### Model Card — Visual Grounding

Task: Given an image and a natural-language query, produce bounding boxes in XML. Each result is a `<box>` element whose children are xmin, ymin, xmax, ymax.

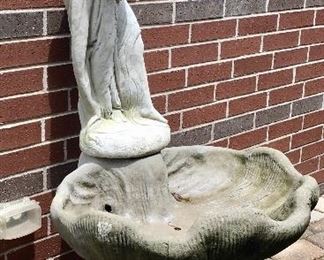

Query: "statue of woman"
<box><xmin>65</xmin><ymin>0</ymin><xmax>170</xmax><ymax>158</ymax></box>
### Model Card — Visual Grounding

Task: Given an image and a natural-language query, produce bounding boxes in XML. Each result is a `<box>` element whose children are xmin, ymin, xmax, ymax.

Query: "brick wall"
<box><xmin>0</xmin><ymin>0</ymin><xmax>324</xmax><ymax>259</ymax></box>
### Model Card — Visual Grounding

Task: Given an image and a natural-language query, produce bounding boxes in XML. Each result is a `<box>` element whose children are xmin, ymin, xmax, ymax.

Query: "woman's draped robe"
<box><xmin>65</xmin><ymin>0</ymin><xmax>170</xmax><ymax>158</ymax></box>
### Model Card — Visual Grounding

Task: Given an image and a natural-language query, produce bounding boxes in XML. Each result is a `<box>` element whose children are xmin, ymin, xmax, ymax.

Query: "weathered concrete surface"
<box><xmin>51</xmin><ymin>146</ymin><xmax>319</xmax><ymax>260</ymax></box>
<box><xmin>64</xmin><ymin>0</ymin><xmax>170</xmax><ymax>159</ymax></box>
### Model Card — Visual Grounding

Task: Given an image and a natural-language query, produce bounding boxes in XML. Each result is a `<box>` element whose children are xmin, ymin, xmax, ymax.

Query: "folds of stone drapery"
<box><xmin>65</xmin><ymin>0</ymin><xmax>166</xmax><ymax>128</ymax></box>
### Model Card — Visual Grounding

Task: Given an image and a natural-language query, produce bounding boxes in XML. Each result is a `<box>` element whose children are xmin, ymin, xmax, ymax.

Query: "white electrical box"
<box><xmin>0</xmin><ymin>197</ymin><xmax>41</xmax><ymax>240</ymax></box>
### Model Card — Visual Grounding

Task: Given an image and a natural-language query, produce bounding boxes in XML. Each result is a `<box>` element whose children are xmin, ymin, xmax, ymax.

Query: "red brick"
<box><xmin>0</xmin><ymin>38</ymin><xmax>70</xmax><ymax>70</ymax></box>
<box><xmin>7</xmin><ymin>235</ymin><xmax>70</xmax><ymax>260</ymax></box>
<box><xmin>0</xmin><ymin>142</ymin><xmax>64</xmax><ymax>177</ymax></box>
<box><xmin>209</xmin><ymin>139</ymin><xmax>229</xmax><ymax>148</ymax></box>
<box><xmin>229</xmin><ymin>128</ymin><xmax>267</xmax><ymax>149</ymax></box>
<box><xmin>67</xmin><ymin>137</ymin><xmax>80</xmax><ymax>160</ymax></box>
<box><xmin>263</xmin><ymin>31</ymin><xmax>299</xmax><ymax>51</ymax></box>
<box><xmin>296</xmin><ymin>61</ymin><xmax>324</xmax><ymax>82</ymax></box>
<box><xmin>304</xmin><ymin>77</ymin><xmax>324</xmax><ymax>96</ymax></box>
<box><xmin>165</xmin><ymin>113</ymin><xmax>180</xmax><ymax>132</ymax></box>
<box><xmin>152</xmin><ymin>95</ymin><xmax>166</xmax><ymax>114</ymax></box>
<box><xmin>304</xmin><ymin>110</ymin><xmax>324</xmax><ymax>128</ymax></box>
<box><xmin>142</xmin><ymin>25</ymin><xmax>189</xmax><ymax>49</ymax></box>
<box><xmin>216</xmin><ymin>77</ymin><xmax>256</xmax><ymax>100</ymax></box>
<box><xmin>291</xmin><ymin>126</ymin><xmax>323</xmax><ymax>148</ymax></box>
<box><xmin>279</xmin><ymin>10</ymin><xmax>314</xmax><ymax>30</ymax></box>
<box><xmin>316</xmin><ymin>9</ymin><xmax>324</xmax><ymax>25</ymax></box>
<box><xmin>172</xmin><ymin>43</ymin><xmax>218</xmax><ymax>67</ymax></box>
<box><xmin>45</xmin><ymin>113</ymin><xmax>80</xmax><ymax>140</ymax></box>
<box><xmin>148</xmin><ymin>70</ymin><xmax>185</xmax><ymax>94</ymax></box>
<box><xmin>47</xmin><ymin>64</ymin><xmax>76</xmax><ymax>90</ymax></box>
<box><xmin>229</xmin><ymin>93</ymin><xmax>267</xmax><ymax>116</ymax></box>
<box><xmin>311</xmin><ymin>169</ymin><xmax>324</xmax><ymax>184</ymax></box>
<box><xmin>70</xmin><ymin>88</ymin><xmax>78</xmax><ymax>110</ymax></box>
<box><xmin>286</xmin><ymin>149</ymin><xmax>301</xmax><ymax>164</ymax></box>
<box><xmin>321</xmin><ymin>155</ymin><xmax>324</xmax><ymax>169</ymax></box>
<box><xmin>295</xmin><ymin>157</ymin><xmax>319</xmax><ymax>175</ymax></box>
<box><xmin>144</xmin><ymin>50</ymin><xmax>169</xmax><ymax>73</ymax></box>
<box><xmin>309</xmin><ymin>44</ymin><xmax>324</xmax><ymax>61</ymax></box>
<box><xmin>274</xmin><ymin>48</ymin><xmax>308</xmax><ymax>68</ymax></box>
<box><xmin>0</xmin><ymin>69</ymin><xmax>43</xmax><ymax>97</ymax></box>
<box><xmin>258</xmin><ymin>69</ymin><xmax>293</xmax><ymax>90</ymax></box>
<box><xmin>0</xmin><ymin>217</ymin><xmax>48</xmax><ymax>254</ymax></box>
<box><xmin>0</xmin><ymin>122</ymin><xmax>41</xmax><ymax>152</ymax></box>
<box><xmin>0</xmin><ymin>0</ymin><xmax>63</xmax><ymax>9</ymax></box>
<box><xmin>168</xmin><ymin>85</ymin><xmax>214</xmax><ymax>111</ymax></box>
<box><xmin>302</xmin><ymin>140</ymin><xmax>324</xmax><ymax>161</ymax></box>
<box><xmin>238</xmin><ymin>15</ymin><xmax>278</xmax><ymax>36</ymax></box>
<box><xmin>301</xmin><ymin>27</ymin><xmax>324</xmax><ymax>45</ymax></box>
<box><xmin>0</xmin><ymin>91</ymin><xmax>68</xmax><ymax>124</ymax></box>
<box><xmin>188</xmin><ymin>62</ymin><xmax>232</xmax><ymax>86</ymax></box>
<box><xmin>221</xmin><ymin>36</ymin><xmax>261</xmax><ymax>59</ymax></box>
<box><xmin>265</xmin><ymin>137</ymin><xmax>291</xmax><ymax>153</ymax></box>
<box><xmin>182</xmin><ymin>102</ymin><xmax>226</xmax><ymax>128</ymax></box>
<box><xmin>50</xmin><ymin>219</ymin><xmax>57</xmax><ymax>235</ymax></box>
<box><xmin>269</xmin><ymin>117</ymin><xmax>303</xmax><ymax>140</ymax></box>
<box><xmin>234</xmin><ymin>54</ymin><xmax>272</xmax><ymax>76</ymax></box>
<box><xmin>32</xmin><ymin>191</ymin><xmax>56</xmax><ymax>215</ymax></box>
<box><xmin>191</xmin><ymin>19</ymin><xmax>236</xmax><ymax>42</ymax></box>
<box><xmin>269</xmin><ymin>83</ymin><xmax>303</xmax><ymax>105</ymax></box>
<box><xmin>47</xmin><ymin>161</ymin><xmax>77</xmax><ymax>189</ymax></box>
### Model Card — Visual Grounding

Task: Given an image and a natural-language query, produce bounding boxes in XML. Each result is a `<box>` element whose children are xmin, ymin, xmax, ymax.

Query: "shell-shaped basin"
<box><xmin>51</xmin><ymin>146</ymin><xmax>319</xmax><ymax>260</ymax></box>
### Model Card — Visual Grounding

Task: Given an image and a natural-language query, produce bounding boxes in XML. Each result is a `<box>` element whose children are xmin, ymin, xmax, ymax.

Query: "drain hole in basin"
<box><xmin>174</xmin><ymin>227</ymin><xmax>181</xmax><ymax>231</ymax></box>
<box><xmin>104</xmin><ymin>204</ymin><xmax>112</xmax><ymax>213</ymax></box>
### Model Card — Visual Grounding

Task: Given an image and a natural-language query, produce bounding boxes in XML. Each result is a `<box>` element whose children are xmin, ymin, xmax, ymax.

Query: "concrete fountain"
<box><xmin>51</xmin><ymin>0</ymin><xmax>320</xmax><ymax>259</ymax></box>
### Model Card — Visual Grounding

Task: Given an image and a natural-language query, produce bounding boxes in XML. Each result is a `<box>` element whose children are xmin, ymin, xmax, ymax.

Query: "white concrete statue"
<box><xmin>51</xmin><ymin>0</ymin><xmax>320</xmax><ymax>259</ymax></box>
<box><xmin>66</xmin><ymin>0</ymin><xmax>170</xmax><ymax>158</ymax></box>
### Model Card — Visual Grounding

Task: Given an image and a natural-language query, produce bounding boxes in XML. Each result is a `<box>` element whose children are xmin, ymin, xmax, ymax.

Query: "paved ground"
<box><xmin>268</xmin><ymin>195</ymin><xmax>324</xmax><ymax>260</ymax></box>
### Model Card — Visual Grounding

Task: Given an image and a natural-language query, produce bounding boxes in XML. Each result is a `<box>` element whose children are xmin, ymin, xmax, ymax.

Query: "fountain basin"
<box><xmin>51</xmin><ymin>146</ymin><xmax>319</xmax><ymax>260</ymax></box>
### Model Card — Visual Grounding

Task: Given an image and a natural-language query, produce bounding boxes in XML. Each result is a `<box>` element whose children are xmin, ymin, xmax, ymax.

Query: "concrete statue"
<box><xmin>65</xmin><ymin>0</ymin><xmax>170</xmax><ymax>158</ymax></box>
<box><xmin>51</xmin><ymin>0</ymin><xmax>320</xmax><ymax>259</ymax></box>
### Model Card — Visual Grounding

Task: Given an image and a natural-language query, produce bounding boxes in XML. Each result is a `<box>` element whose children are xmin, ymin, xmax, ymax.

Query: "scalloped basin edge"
<box><xmin>51</xmin><ymin>146</ymin><xmax>319</xmax><ymax>260</ymax></box>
